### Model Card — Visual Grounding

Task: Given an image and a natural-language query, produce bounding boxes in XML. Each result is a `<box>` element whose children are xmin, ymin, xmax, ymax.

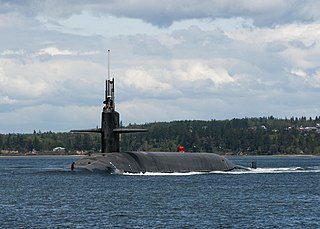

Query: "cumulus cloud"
<box><xmin>123</xmin><ymin>68</ymin><xmax>172</xmax><ymax>93</ymax></box>
<box><xmin>171</xmin><ymin>60</ymin><xmax>234</xmax><ymax>85</ymax></box>
<box><xmin>1</xmin><ymin>49</ymin><xmax>25</xmax><ymax>56</ymax></box>
<box><xmin>36</xmin><ymin>47</ymin><xmax>75</xmax><ymax>56</ymax></box>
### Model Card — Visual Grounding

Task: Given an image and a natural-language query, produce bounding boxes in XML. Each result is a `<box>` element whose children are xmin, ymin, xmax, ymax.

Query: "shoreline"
<box><xmin>0</xmin><ymin>154</ymin><xmax>84</xmax><ymax>158</ymax></box>
<box><xmin>1</xmin><ymin>153</ymin><xmax>319</xmax><ymax>158</ymax></box>
<box><xmin>228</xmin><ymin>154</ymin><xmax>320</xmax><ymax>157</ymax></box>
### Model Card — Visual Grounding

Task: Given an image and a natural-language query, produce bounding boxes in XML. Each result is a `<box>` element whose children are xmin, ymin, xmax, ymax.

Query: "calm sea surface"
<box><xmin>0</xmin><ymin>155</ymin><xmax>319</xmax><ymax>228</ymax></box>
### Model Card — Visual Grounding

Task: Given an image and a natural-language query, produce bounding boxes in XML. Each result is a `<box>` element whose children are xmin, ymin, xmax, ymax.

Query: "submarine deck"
<box><xmin>73</xmin><ymin>151</ymin><xmax>235</xmax><ymax>173</ymax></box>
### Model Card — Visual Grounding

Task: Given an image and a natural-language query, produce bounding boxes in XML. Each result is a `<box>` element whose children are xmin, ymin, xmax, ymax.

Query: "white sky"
<box><xmin>1</xmin><ymin>0</ymin><xmax>320</xmax><ymax>133</ymax></box>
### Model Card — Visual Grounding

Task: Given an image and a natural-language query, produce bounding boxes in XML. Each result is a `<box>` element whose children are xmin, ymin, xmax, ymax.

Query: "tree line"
<box><xmin>1</xmin><ymin>116</ymin><xmax>320</xmax><ymax>155</ymax></box>
<box><xmin>0</xmin><ymin>131</ymin><xmax>100</xmax><ymax>154</ymax></box>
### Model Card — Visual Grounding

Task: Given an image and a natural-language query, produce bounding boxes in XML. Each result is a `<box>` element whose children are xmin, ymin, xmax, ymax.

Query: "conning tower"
<box><xmin>101</xmin><ymin>78</ymin><xmax>120</xmax><ymax>153</ymax></box>
<box><xmin>71</xmin><ymin>52</ymin><xmax>146</xmax><ymax>153</ymax></box>
<box><xmin>101</xmin><ymin>78</ymin><xmax>147</xmax><ymax>153</ymax></box>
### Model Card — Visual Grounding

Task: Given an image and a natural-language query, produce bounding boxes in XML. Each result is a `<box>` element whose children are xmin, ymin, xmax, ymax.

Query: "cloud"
<box><xmin>0</xmin><ymin>95</ymin><xmax>16</xmax><ymax>105</ymax></box>
<box><xmin>0</xmin><ymin>104</ymin><xmax>101</xmax><ymax>133</ymax></box>
<box><xmin>0</xmin><ymin>49</ymin><xmax>106</xmax><ymax>110</ymax></box>
<box><xmin>2</xmin><ymin>0</ymin><xmax>320</xmax><ymax>28</ymax></box>
<box><xmin>227</xmin><ymin>23</ymin><xmax>320</xmax><ymax>47</ymax></box>
<box><xmin>123</xmin><ymin>68</ymin><xmax>172</xmax><ymax>93</ymax></box>
<box><xmin>120</xmin><ymin>60</ymin><xmax>234</xmax><ymax>97</ymax></box>
<box><xmin>0</xmin><ymin>12</ymin><xmax>29</xmax><ymax>28</ymax></box>
<box><xmin>1</xmin><ymin>49</ymin><xmax>25</xmax><ymax>56</ymax></box>
<box><xmin>36</xmin><ymin>47</ymin><xmax>75</xmax><ymax>56</ymax></box>
<box><xmin>290</xmin><ymin>69</ymin><xmax>307</xmax><ymax>79</ymax></box>
<box><xmin>171</xmin><ymin>60</ymin><xmax>234</xmax><ymax>85</ymax></box>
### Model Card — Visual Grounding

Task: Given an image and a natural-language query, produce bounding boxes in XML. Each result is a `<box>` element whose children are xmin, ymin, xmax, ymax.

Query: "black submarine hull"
<box><xmin>74</xmin><ymin>151</ymin><xmax>235</xmax><ymax>173</ymax></box>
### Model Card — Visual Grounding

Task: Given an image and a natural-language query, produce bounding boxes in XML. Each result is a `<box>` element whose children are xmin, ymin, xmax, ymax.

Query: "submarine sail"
<box><xmin>71</xmin><ymin>53</ymin><xmax>235</xmax><ymax>173</ymax></box>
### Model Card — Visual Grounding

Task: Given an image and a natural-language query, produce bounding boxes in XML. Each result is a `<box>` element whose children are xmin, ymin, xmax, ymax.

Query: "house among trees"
<box><xmin>52</xmin><ymin>147</ymin><xmax>65</xmax><ymax>152</ymax></box>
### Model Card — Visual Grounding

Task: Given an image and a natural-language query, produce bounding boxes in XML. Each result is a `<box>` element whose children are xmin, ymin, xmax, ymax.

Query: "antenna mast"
<box><xmin>108</xmin><ymin>49</ymin><xmax>110</xmax><ymax>81</ymax></box>
<box><xmin>104</xmin><ymin>50</ymin><xmax>115</xmax><ymax>111</ymax></box>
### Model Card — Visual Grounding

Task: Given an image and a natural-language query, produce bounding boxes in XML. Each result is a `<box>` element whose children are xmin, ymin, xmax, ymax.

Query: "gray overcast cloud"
<box><xmin>0</xmin><ymin>0</ymin><xmax>320</xmax><ymax>133</ymax></box>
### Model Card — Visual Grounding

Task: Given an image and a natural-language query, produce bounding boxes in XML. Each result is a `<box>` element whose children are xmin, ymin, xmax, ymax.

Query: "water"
<box><xmin>0</xmin><ymin>155</ymin><xmax>319</xmax><ymax>228</ymax></box>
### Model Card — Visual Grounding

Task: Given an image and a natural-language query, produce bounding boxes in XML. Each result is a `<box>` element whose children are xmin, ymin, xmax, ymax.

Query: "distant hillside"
<box><xmin>121</xmin><ymin>116</ymin><xmax>320</xmax><ymax>155</ymax></box>
<box><xmin>1</xmin><ymin>116</ymin><xmax>320</xmax><ymax>155</ymax></box>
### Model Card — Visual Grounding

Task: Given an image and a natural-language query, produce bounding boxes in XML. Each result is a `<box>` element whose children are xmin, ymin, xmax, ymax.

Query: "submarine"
<box><xmin>71</xmin><ymin>55</ymin><xmax>236</xmax><ymax>174</ymax></box>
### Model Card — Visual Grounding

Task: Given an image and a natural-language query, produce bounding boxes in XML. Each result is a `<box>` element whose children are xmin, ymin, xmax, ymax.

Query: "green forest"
<box><xmin>1</xmin><ymin>116</ymin><xmax>320</xmax><ymax>155</ymax></box>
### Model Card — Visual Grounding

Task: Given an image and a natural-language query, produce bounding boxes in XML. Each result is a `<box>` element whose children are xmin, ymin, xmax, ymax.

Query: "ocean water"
<box><xmin>0</xmin><ymin>155</ymin><xmax>319</xmax><ymax>228</ymax></box>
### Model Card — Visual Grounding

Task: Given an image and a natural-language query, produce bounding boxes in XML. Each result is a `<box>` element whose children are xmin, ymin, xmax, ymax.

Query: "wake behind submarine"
<box><xmin>71</xmin><ymin>61</ymin><xmax>236</xmax><ymax>174</ymax></box>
